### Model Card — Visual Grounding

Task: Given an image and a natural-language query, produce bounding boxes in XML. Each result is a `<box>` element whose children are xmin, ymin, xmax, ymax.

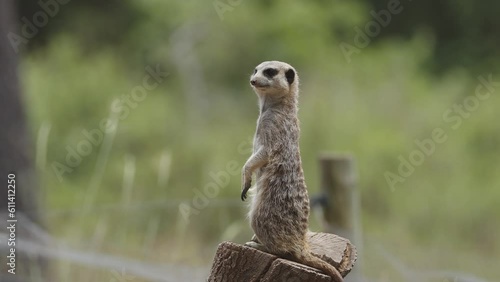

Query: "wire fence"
<box><xmin>0</xmin><ymin>208</ymin><xmax>491</xmax><ymax>282</ymax></box>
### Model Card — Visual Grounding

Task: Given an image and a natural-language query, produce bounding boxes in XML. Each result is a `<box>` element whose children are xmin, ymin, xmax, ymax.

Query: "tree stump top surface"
<box><xmin>208</xmin><ymin>232</ymin><xmax>357</xmax><ymax>282</ymax></box>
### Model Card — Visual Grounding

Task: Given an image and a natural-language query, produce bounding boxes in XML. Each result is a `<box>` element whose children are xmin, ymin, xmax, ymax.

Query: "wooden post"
<box><xmin>318</xmin><ymin>154</ymin><xmax>356</xmax><ymax>236</ymax></box>
<box><xmin>318</xmin><ymin>154</ymin><xmax>362</xmax><ymax>277</ymax></box>
<box><xmin>208</xmin><ymin>232</ymin><xmax>356</xmax><ymax>282</ymax></box>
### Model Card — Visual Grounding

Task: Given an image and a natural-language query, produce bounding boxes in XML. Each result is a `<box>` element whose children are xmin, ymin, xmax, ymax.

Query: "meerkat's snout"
<box><xmin>249</xmin><ymin>77</ymin><xmax>269</xmax><ymax>88</ymax></box>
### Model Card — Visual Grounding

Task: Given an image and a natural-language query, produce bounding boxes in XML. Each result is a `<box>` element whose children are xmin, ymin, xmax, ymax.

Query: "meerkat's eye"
<box><xmin>253</xmin><ymin>69</ymin><xmax>257</xmax><ymax>74</ymax></box>
<box><xmin>263</xmin><ymin>68</ymin><xmax>278</xmax><ymax>78</ymax></box>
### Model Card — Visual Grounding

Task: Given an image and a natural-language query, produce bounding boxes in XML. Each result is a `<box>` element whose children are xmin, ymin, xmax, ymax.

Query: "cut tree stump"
<box><xmin>208</xmin><ymin>232</ymin><xmax>356</xmax><ymax>282</ymax></box>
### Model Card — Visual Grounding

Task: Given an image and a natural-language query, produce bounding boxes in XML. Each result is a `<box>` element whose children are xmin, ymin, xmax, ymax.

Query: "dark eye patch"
<box><xmin>285</xmin><ymin>69</ymin><xmax>295</xmax><ymax>84</ymax></box>
<box><xmin>253</xmin><ymin>69</ymin><xmax>257</xmax><ymax>74</ymax></box>
<box><xmin>263</xmin><ymin>68</ymin><xmax>278</xmax><ymax>78</ymax></box>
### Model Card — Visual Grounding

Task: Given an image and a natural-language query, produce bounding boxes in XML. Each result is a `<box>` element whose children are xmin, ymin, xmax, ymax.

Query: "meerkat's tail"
<box><xmin>292</xmin><ymin>251</ymin><xmax>343</xmax><ymax>282</ymax></box>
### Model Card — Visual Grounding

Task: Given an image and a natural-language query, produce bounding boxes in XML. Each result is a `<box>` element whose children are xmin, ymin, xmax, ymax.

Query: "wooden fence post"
<box><xmin>318</xmin><ymin>153</ymin><xmax>362</xmax><ymax>277</ymax></box>
<box><xmin>318</xmin><ymin>154</ymin><xmax>356</xmax><ymax>235</ymax></box>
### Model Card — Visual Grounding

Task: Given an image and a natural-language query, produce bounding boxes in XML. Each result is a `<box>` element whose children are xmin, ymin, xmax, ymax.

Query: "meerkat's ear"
<box><xmin>285</xmin><ymin>69</ymin><xmax>295</xmax><ymax>84</ymax></box>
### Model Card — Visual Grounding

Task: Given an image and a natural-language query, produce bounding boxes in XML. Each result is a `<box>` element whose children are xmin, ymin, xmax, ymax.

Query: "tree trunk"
<box><xmin>0</xmin><ymin>1</ymin><xmax>48</xmax><ymax>280</ymax></box>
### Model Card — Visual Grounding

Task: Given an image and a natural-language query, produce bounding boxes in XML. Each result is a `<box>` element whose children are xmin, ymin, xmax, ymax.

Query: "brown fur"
<box><xmin>241</xmin><ymin>61</ymin><xmax>343</xmax><ymax>282</ymax></box>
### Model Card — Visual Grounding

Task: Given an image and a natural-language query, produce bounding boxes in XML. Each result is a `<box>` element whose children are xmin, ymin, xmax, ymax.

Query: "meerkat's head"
<box><xmin>250</xmin><ymin>61</ymin><xmax>298</xmax><ymax>99</ymax></box>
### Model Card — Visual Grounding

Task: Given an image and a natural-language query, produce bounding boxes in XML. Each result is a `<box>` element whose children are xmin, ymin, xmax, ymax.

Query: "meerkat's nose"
<box><xmin>250</xmin><ymin>80</ymin><xmax>257</xmax><ymax>86</ymax></box>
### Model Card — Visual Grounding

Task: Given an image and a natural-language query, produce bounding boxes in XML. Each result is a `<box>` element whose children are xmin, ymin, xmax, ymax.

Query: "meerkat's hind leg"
<box><xmin>244</xmin><ymin>241</ymin><xmax>268</xmax><ymax>252</ymax></box>
<box><xmin>250</xmin><ymin>234</ymin><xmax>260</xmax><ymax>243</ymax></box>
<box><xmin>244</xmin><ymin>235</ymin><xmax>268</xmax><ymax>252</ymax></box>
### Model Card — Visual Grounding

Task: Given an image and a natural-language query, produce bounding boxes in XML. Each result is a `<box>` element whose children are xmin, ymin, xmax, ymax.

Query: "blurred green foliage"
<box><xmin>17</xmin><ymin>0</ymin><xmax>500</xmax><ymax>280</ymax></box>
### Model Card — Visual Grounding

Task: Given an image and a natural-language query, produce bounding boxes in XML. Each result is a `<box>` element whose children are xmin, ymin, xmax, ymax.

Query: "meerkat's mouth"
<box><xmin>250</xmin><ymin>83</ymin><xmax>270</xmax><ymax>89</ymax></box>
<box><xmin>250</xmin><ymin>79</ymin><xmax>271</xmax><ymax>88</ymax></box>
<box><xmin>252</xmin><ymin>85</ymin><xmax>269</xmax><ymax>89</ymax></box>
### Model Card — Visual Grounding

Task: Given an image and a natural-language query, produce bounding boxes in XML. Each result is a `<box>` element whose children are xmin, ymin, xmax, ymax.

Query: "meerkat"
<box><xmin>241</xmin><ymin>61</ymin><xmax>343</xmax><ymax>282</ymax></box>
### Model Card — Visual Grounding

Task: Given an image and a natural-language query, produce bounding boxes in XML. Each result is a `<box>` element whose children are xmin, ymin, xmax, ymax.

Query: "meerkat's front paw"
<box><xmin>241</xmin><ymin>182</ymin><xmax>251</xmax><ymax>201</ymax></box>
<box><xmin>241</xmin><ymin>172</ymin><xmax>252</xmax><ymax>201</ymax></box>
